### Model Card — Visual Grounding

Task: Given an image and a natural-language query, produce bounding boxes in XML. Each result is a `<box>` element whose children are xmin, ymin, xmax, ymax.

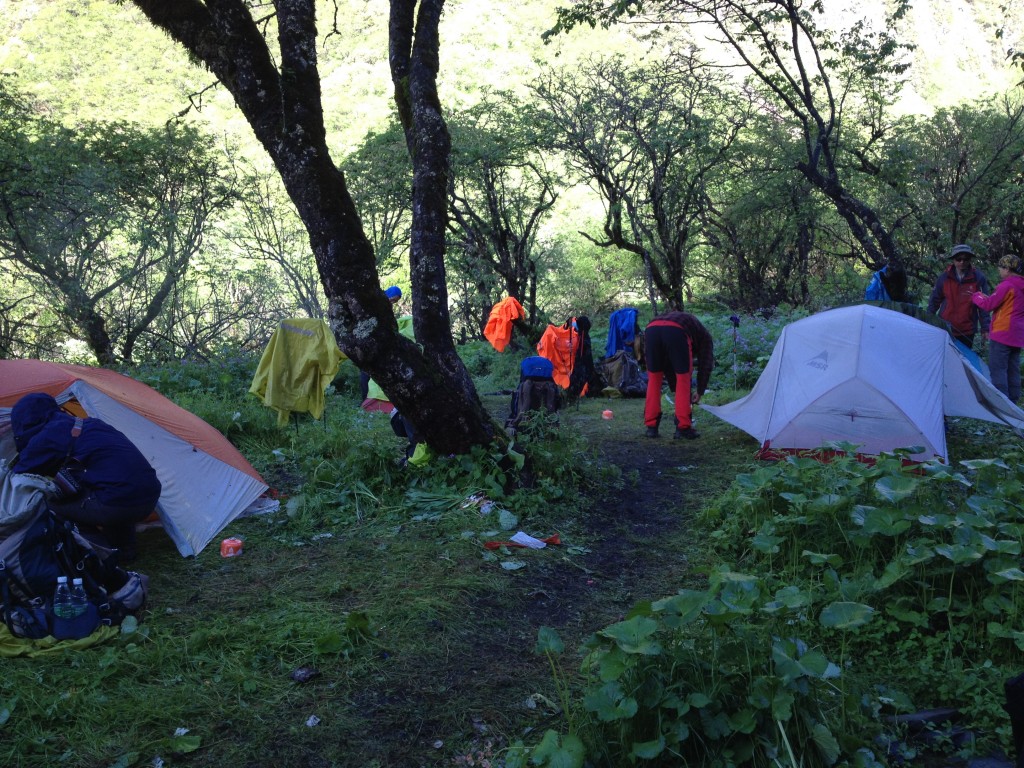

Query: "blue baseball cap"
<box><xmin>385</xmin><ymin>286</ymin><xmax>402</xmax><ymax>301</ymax></box>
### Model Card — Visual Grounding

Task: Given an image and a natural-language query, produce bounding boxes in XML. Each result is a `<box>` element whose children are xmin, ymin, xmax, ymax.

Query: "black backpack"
<box><xmin>599</xmin><ymin>350</ymin><xmax>648</xmax><ymax>398</ymax></box>
<box><xmin>0</xmin><ymin>508</ymin><xmax>147</xmax><ymax>640</ymax></box>
<box><xmin>565</xmin><ymin>315</ymin><xmax>604</xmax><ymax>402</ymax></box>
<box><xmin>515</xmin><ymin>379</ymin><xmax>560</xmax><ymax>418</ymax></box>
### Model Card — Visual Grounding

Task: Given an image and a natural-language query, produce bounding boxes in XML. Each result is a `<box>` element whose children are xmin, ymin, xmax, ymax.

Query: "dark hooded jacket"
<box><xmin>566</xmin><ymin>316</ymin><xmax>604</xmax><ymax>400</ymax></box>
<box><xmin>11</xmin><ymin>393</ymin><xmax>161</xmax><ymax>510</ymax></box>
<box><xmin>648</xmin><ymin>311</ymin><xmax>715</xmax><ymax>396</ymax></box>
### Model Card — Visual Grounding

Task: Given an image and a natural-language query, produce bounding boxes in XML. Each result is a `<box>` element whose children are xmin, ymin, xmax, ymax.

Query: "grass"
<box><xmin>0</xmin><ymin>353</ymin><xmax>639</xmax><ymax>768</ymax></box>
<box><xmin>2</xmin><ymin>321</ymin><xmax>1021</xmax><ymax>768</ymax></box>
<box><xmin>3</xmin><ymin>459</ymin><xmax>523</xmax><ymax>766</ymax></box>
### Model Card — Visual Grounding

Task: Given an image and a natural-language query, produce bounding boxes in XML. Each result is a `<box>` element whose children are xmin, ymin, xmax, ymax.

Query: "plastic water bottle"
<box><xmin>53</xmin><ymin>576</ymin><xmax>73</xmax><ymax>619</ymax></box>
<box><xmin>70</xmin><ymin>578</ymin><xmax>88</xmax><ymax>618</ymax></box>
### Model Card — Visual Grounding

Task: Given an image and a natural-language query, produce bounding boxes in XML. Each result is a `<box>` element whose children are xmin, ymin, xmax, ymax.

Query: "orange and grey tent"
<box><xmin>0</xmin><ymin>360</ymin><xmax>269</xmax><ymax>557</ymax></box>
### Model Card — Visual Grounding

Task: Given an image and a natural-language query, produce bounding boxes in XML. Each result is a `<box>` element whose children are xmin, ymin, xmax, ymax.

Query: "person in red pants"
<box><xmin>643</xmin><ymin>309</ymin><xmax>715</xmax><ymax>439</ymax></box>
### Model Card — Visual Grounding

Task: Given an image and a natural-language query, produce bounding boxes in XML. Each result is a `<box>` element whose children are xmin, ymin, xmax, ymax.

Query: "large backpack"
<box><xmin>0</xmin><ymin>507</ymin><xmax>147</xmax><ymax>640</ymax></box>
<box><xmin>565</xmin><ymin>315</ymin><xmax>603</xmax><ymax>403</ymax></box>
<box><xmin>599</xmin><ymin>350</ymin><xmax>648</xmax><ymax>398</ymax></box>
<box><xmin>507</xmin><ymin>357</ymin><xmax>561</xmax><ymax>435</ymax></box>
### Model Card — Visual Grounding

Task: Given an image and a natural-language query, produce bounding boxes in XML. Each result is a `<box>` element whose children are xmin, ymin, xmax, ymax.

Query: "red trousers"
<box><xmin>643</xmin><ymin>323</ymin><xmax>693</xmax><ymax>429</ymax></box>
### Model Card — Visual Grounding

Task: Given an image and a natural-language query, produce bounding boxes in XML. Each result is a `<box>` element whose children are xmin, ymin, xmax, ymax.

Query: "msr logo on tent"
<box><xmin>807</xmin><ymin>350</ymin><xmax>829</xmax><ymax>370</ymax></box>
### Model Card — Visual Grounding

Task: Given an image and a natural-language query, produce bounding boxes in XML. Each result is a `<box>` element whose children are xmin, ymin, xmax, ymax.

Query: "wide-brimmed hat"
<box><xmin>950</xmin><ymin>244</ymin><xmax>974</xmax><ymax>259</ymax></box>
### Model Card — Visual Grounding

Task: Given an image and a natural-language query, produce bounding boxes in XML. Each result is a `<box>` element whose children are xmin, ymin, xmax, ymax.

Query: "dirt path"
<box><xmin>219</xmin><ymin>395</ymin><xmax>758</xmax><ymax>768</ymax></box>
<box><xmin>399</xmin><ymin>399</ymin><xmax>752</xmax><ymax>767</ymax></box>
<box><xmin>523</xmin><ymin>422</ymin><xmax>706</xmax><ymax>630</ymax></box>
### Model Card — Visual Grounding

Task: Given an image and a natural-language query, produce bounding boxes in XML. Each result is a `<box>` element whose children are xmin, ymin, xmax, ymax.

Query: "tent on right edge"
<box><xmin>701</xmin><ymin>304</ymin><xmax>1024</xmax><ymax>462</ymax></box>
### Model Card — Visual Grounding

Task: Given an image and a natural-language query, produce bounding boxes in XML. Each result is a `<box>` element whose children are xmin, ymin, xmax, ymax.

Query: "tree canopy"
<box><xmin>1</xmin><ymin>0</ymin><xmax>1022</xmax><ymax>379</ymax></box>
<box><xmin>123</xmin><ymin>0</ymin><xmax>497</xmax><ymax>455</ymax></box>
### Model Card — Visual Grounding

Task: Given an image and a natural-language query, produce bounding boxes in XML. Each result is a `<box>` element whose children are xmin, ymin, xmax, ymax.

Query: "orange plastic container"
<box><xmin>220</xmin><ymin>537</ymin><xmax>244</xmax><ymax>557</ymax></box>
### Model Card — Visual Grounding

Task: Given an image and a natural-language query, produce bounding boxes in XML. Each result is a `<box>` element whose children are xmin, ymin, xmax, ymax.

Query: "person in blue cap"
<box><xmin>359</xmin><ymin>286</ymin><xmax>404</xmax><ymax>400</ymax></box>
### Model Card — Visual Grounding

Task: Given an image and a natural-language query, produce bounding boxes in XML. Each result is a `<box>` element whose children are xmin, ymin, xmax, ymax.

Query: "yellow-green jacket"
<box><xmin>250</xmin><ymin>318</ymin><xmax>345</xmax><ymax>425</ymax></box>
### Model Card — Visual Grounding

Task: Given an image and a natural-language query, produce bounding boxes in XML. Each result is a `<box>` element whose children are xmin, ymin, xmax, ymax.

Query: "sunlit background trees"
<box><xmin>1</xmin><ymin>0</ymin><xmax>1021</xmax><ymax>364</ymax></box>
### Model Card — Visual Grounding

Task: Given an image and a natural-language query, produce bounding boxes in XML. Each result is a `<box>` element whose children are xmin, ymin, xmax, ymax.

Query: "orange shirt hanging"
<box><xmin>536</xmin><ymin>320</ymin><xmax>579</xmax><ymax>389</ymax></box>
<box><xmin>483</xmin><ymin>297</ymin><xmax>526</xmax><ymax>353</ymax></box>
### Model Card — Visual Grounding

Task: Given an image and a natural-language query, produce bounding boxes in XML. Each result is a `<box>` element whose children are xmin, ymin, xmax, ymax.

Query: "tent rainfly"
<box><xmin>702</xmin><ymin>304</ymin><xmax>1024</xmax><ymax>461</ymax></box>
<box><xmin>0</xmin><ymin>360</ymin><xmax>269</xmax><ymax>556</ymax></box>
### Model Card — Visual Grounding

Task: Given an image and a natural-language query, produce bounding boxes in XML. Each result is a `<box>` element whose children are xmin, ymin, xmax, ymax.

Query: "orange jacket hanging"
<box><xmin>536</xmin><ymin>320</ymin><xmax>579</xmax><ymax>389</ymax></box>
<box><xmin>483</xmin><ymin>297</ymin><xmax>526</xmax><ymax>353</ymax></box>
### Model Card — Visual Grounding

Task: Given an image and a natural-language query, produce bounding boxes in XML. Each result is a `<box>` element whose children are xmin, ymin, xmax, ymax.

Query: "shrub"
<box><xmin>518</xmin><ymin>447</ymin><xmax>1024</xmax><ymax>767</ymax></box>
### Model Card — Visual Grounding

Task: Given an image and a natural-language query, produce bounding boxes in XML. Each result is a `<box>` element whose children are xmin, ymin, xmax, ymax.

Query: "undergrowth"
<box><xmin>4</xmin><ymin>313</ymin><xmax>1021</xmax><ymax>768</ymax></box>
<box><xmin>520</xmin><ymin>441</ymin><xmax>1024</xmax><ymax>768</ymax></box>
<box><xmin>0</xmin><ymin>347</ymin><xmax>614</xmax><ymax>768</ymax></box>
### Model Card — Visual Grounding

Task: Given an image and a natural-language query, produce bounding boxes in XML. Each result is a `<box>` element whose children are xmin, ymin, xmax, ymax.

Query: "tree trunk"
<box><xmin>130</xmin><ymin>0</ymin><xmax>497</xmax><ymax>454</ymax></box>
<box><xmin>78</xmin><ymin>304</ymin><xmax>116</xmax><ymax>366</ymax></box>
<box><xmin>388</xmin><ymin>0</ymin><xmax>496</xmax><ymax>439</ymax></box>
<box><xmin>797</xmin><ymin>159</ymin><xmax>901</xmax><ymax>266</ymax></box>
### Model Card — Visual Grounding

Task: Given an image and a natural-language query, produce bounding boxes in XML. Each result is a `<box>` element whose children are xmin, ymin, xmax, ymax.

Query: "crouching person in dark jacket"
<box><xmin>10</xmin><ymin>392</ymin><xmax>161</xmax><ymax>562</ymax></box>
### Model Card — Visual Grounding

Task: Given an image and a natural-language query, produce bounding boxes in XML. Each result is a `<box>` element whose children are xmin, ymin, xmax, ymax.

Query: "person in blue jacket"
<box><xmin>865</xmin><ymin>263</ymin><xmax>908</xmax><ymax>302</ymax></box>
<box><xmin>10</xmin><ymin>393</ymin><xmax>161</xmax><ymax>562</ymax></box>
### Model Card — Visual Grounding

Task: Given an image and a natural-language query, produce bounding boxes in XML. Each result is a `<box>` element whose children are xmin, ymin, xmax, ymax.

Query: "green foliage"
<box><xmin>312</xmin><ymin>610</ymin><xmax>375</xmax><ymax>657</ymax></box>
<box><xmin>0</xmin><ymin>0</ymin><xmax>216</xmax><ymax>125</ymax></box>
<box><xmin>531</xmin><ymin>730</ymin><xmax>587</xmax><ymax>768</ymax></box>
<box><xmin>527</xmin><ymin>571</ymin><xmax>857</xmax><ymax>768</ymax></box>
<box><xmin>877</xmin><ymin>98</ymin><xmax>1024</xmax><ymax>273</ymax></box>
<box><xmin>531</xmin><ymin>50</ymin><xmax>746</xmax><ymax>308</ymax></box>
<box><xmin>458</xmin><ymin>339</ymin><xmax>525</xmax><ymax>393</ymax></box>
<box><xmin>3</xmin><ymin>0</ymin><xmax>1024</xmax><ymax>354</ymax></box>
<box><xmin>6</xmin><ymin>2</ymin><xmax>1024</xmax><ymax>765</ymax></box>
<box><xmin>0</xmin><ymin>347</ymin><xmax>625</xmax><ymax>766</ymax></box>
<box><xmin>343</xmin><ymin>119</ymin><xmax>413</xmax><ymax>272</ymax></box>
<box><xmin>700</xmin><ymin>308</ymin><xmax>802</xmax><ymax>390</ymax></box>
<box><xmin>0</xmin><ymin>79</ymin><xmax>246</xmax><ymax>363</ymax></box>
<box><xmin>446</xmin><ymin>90</ymin><xmax>561</xmax><ymax>332</ymax></box>
<box><xmin>518</xmin><ymin>444</ymin><xmax>1024</xmax><ymax>767</ymax></box>
<box><xmin>541</xmin><ymin>228</ymin><xmax>648</xmax><ymax>322</ymax></box>
<box><xmin>703</xmin><ymin>450</ymin><xmax>1024</xmax><ymax>661</ymax></box>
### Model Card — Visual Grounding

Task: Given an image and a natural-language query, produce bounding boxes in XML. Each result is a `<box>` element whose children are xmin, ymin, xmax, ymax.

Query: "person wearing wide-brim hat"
<box><xmin>972</xmin><ymin>254</ymin><xmax>1024</xmax><ymax>403</ymax></box>
<box><xmin>927</xmin><ymin>244</ymin><xmax>991</xmax><ymax>349</ymax></box>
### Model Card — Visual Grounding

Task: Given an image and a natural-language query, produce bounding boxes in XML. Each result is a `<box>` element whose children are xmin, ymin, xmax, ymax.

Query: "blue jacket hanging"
<box><xmin>605</xmin><ymin>308</ymin><xmax>639</xmax><ymax>358</ymax></box>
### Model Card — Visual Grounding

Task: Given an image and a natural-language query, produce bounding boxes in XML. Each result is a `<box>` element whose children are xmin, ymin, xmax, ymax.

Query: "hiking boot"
<box><xmin>674</xmin><ymin>427</ymin><xmax>700</xmax><ymax>440</ymax></box>
<box><xmin>645</xmin><ymin>426</ymin><xmax>659</xmax><ymax>438</ymax></box>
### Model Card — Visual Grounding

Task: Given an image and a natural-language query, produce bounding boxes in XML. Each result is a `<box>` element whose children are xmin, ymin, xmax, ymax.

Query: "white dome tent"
<box><xmin>702</xmin><ymin>305</ymin><xmax>1024</xmax><ymax>462</ymax></box>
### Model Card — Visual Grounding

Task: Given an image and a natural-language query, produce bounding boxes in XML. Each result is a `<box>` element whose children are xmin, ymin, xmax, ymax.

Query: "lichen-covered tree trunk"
<box><xmin>76</xmin><ymin>302</ymin><xmax>116</xmax><ymax>366</ymax></box>
<box><xmin>130</xmin><ymin>0</ymin><xmax>496</xmax><ymax>453</ymax></box>
<box><xmin>388</xmin><ymin>0</ymin><xmax>481</xmax><ymax>403</ymax></box>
